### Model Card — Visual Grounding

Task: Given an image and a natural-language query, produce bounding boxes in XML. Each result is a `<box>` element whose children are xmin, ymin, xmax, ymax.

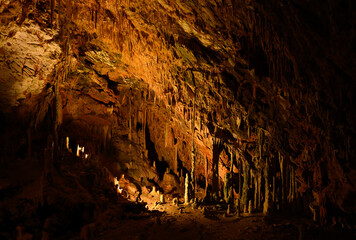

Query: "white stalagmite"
<box><xmin>160</xmin><ymin>194</ymin><xmax>165</xmax><ymax>203</ymax></box>
<box><xmin>66</xmin><ymin>137</ymin><xmax>69</xmax><ymax>150</ymax></box>
<box><xmin>76</xmin><ymin>144</ymin><xmax>80</xmax><ymax>157</ymax></box>
<box><xmin>76</xmin><ymin>145</ymin><xmax>84</xmax><ymax>157</ymax></box>
<box><xmin>184</xmin><ymin>173</ymin><xmax>190</xmax><ymax>204</ymax></box>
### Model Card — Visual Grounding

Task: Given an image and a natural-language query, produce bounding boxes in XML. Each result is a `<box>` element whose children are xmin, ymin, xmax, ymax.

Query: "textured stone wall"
<box><xmin>0</xmin><ymin>0</ymin><xmax>355</xmax><ymax>225</ymax></box>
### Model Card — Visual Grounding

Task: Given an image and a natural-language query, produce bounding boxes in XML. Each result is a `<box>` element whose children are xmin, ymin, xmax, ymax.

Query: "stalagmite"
<box><xmin>223</xmin><ymin>173</ymin><xmax>229</xmax><ymax>203</ymax></box>
<box><xmin>66</xmin><ymin>136</ymin><xmax>69</xmax><ymax>150</ymax></box>
<box><xmin>76</xmin><ymin>145</ymin><xmax>84</xmax><ymax>157</ymax></box>
<box><xmin>184</xmin><ymin>173</ymin><xmax>190</xmax><ymax>204</ymax></box>
<box><xmin>227</xmin><ymin>204</ymin><xmax>231</xmax><ymax>215</ymax></box>
<box><xmin>229</xmin><ymin>150</ymin><xmax>234</xmax><ymax>203</ymax></box>
<box><xmin>248</xmin><ymin>200</ymin><xmax>252</xmax><ymax>214</ymax></box>
<box><xmin>160</xmin><ymin>194</ymin><xmax>165</xmax><ymax>203</ymax></box>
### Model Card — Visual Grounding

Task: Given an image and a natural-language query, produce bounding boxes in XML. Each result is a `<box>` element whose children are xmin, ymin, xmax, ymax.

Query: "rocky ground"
<box><xmin>1</xmin><ymin>149</ymin><xmax>354</xmax><ymax>240</ymax></box>
<box><xmin>99</xmin><ymin>196</ymin><xmax>355</xmax><ymax>240</ymax></box>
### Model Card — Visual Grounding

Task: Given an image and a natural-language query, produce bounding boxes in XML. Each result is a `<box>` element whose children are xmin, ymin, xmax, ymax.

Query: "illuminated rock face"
<box><xmin>0</xmin><ymin>0</ymin><xmax>355</xmax><ymax>226</ymax></box>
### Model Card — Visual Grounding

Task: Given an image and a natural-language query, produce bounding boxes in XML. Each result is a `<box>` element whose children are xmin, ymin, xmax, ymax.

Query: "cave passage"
<box><xmin>0</xmin><ymin>0</ymin><xmax>355</xmax><ymax>239</ymax></box>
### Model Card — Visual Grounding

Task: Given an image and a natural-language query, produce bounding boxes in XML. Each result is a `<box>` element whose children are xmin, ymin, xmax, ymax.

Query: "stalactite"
<box><xmin>164</xmin><ymin>124</ymin><xmax>168</xmax><ymax>147</ymax></box>
<box><xmin>205</xmin><ymin>157</ymin><xmax>208</xmax><ymax>199</ymax></box>
<box><xmin>241</xmin><ymin>161</ymin><xmax>250</xmax><ymax>212</ymax></box>
<box><xmin>212</xmin><ymin>139</ymin><xmax>220</xmax><ymax>201</ymax></box>
<box><xmin>54</xmin><ymin>80</ymin><xmax>62</xmax><ymax>149</ymax></box>
<box><xmin>292</xmin><ymin>166</ymin><xmax>295</xmax><ymax>201</ymax></box>
<box><xmin>279</xmin><ymin>152</ymin><xmax>285</xmax><ymax>207</ymax></box>
<box><xmin>191</xmin><ymin>152</ymin><xmax>196</xmax><ymax>199</ymax></box>
<box><xmin>143</xmin><ymin>108</ymin><xmax>146</xmax><ymax>149</ymax></box>
<box><xmin>51</xmin><ymin>0</ymin><xmax>55</xmax><ymax>27</ymax></box>
<box><xmin>174</xmin><ymin>144</ymin><xmax>178</xmax><ymax>173</ymax></box>
<box><xmin>254</xmin><ymin>175</ymin><xmax>258</xmax><ymax>210</ymax></box>
<box><xmin>229</xmin><ymin>149</ymin><xmax>234</xmax><ymax>172</ymax></box>
<box><xmin>258</xmin><ymin>128</ymin><xmax>263</xmax><ymax>160</ymax></box>
<box><xmin>103</xmin><ymin>125</ymin><xmax>109</xmax><ymax>152</ymax></box>
<box><xmin>66</xmin><ymin>0</ymin><xmax>72</xmax><ymax>21</ymax></box>
<box><xmin>257</xmin><ymin>174</ymin><xmax>262</xmax><ymax>209</ymax></box>
<box><xmin>129</xmin><ymin>95</ymin><xmax>132</xmax><ymax>141</ymax></box>
<box><xmin>287</xmin><ymin>164</ymin><xmax>291</xmax><ymax>203</ymax></box>
<box><xmin>238</xmin><ymin>159</ymin><xmax>242</xmax><ymax>199</ymax></box>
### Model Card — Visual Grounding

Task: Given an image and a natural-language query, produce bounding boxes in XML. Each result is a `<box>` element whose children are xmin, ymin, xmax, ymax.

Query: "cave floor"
<box><xmin>0</xmin><ymin>159</ymin><xmax>354</xmax><ymax>240</ymax></box>
<box><xmin>98</xmin><ymin>198</ymin><xmax>345</xmax><ymax>240</ymax></box>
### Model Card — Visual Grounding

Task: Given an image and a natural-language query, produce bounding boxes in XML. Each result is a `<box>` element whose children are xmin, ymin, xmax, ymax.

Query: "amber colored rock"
<box><xmin>0</xmin><ymin>0</ymin><xmax>355</xmax><ymax>238</ymax></box>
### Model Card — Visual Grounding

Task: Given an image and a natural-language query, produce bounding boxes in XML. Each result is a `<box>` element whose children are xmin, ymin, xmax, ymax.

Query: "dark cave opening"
<box><xmin>145</xmin><ymin>126</ymin><xmax>159</xmax><ymax>166</ymax></box>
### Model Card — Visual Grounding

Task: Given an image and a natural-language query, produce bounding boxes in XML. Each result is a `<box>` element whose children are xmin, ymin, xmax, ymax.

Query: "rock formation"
<box><xmin>0</xmin><ymin>0</ymin><xmax>355</xmax><ymax>238</ymax></box>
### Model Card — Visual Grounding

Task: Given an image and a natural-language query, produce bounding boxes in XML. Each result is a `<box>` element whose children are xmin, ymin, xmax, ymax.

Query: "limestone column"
<box><xmin>254</xmin><ymin>176</ymin><xmax>258</xmax><ymax>210</ymax></box>
<box><xmin>212</xmin><ymin>141</ymin><xmax>220</xmax><ymax>201</ymax></box>
<box><xmin>238</xmin><ymin>160</ymin><xmax>242</xmax><ymax>198</ymax></box>
<box><xmin>184</xmin><ymin>173</ymin><xmax>190</xmax><ymax>204</ymax></box>
<box><xmin>191</xmin><ymin>144</ymin><xmax>195</xmax><ymax>199</ymax></box>
<box><xmin>263</xmin><ymin>158</ymin><xmax>270</xmax><ymax>216</ymax></box>
<box><xmin>257</xmin><ymin>174</ymin><xmax>262</xmax><ymax>209</ymax></box>
<box><xmin>205</xmin><ymin>157</ymin><xmax>208</xmax><ymax>199</ymax></box>
<box><xmin>241</xmin><ymin>162</ymin><xmax>250</xmax><ymax>212</ymax></box>
<box><xmin>279</xmin><ymin>152</ymin><xmax>285</xmax><ymax>208</ymax></box>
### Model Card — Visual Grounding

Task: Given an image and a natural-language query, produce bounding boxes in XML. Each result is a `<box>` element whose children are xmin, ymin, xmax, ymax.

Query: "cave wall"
<box><xmin>0</xmin><ymin>0</ymin><xmax>355</xmax><ymax>225</ymax></box>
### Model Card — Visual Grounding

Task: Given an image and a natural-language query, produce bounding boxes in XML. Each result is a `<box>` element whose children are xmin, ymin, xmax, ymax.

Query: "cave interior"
<box><xmin>0</xmin><ymin>0</ymin><xmax>355</xmax><ymax>239</ymax></box>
